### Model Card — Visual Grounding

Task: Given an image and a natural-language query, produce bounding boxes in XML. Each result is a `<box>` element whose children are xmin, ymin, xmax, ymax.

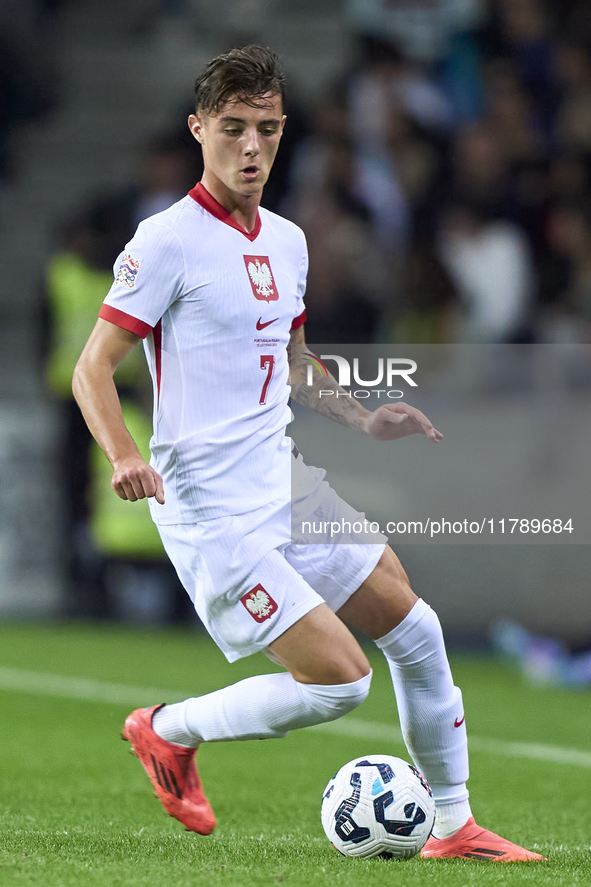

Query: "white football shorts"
<box><xmin>157</xmin><ymin>456</ymin><xmax>387</xmax><ymax>662</ymax></box>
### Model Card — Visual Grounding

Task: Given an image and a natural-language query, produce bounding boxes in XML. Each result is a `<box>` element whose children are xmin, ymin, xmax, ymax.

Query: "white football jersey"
<box><xmin>100</xmin><ymin>183</ymin><xmax>307</xmax><ymax>524</ymax></box>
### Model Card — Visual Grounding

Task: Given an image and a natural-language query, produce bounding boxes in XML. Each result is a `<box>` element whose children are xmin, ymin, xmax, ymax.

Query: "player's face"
<box><xmin>189</xmin><ymin>93</ymin><xmax>285</xmax><ymax>199</ymax></box>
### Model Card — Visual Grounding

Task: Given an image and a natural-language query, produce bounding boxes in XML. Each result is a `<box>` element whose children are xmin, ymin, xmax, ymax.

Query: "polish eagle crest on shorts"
<box><xmin>243</xmin><ymin>255</ymin><xmax>279</xmax><ymax>301</ymax></box>
<box><xmin>240</xmin><ymin>584</ymin><xmax>278</xmax><ymax>622</ymax></box>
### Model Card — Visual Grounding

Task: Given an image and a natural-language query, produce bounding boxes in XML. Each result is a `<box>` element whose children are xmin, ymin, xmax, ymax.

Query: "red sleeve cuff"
<box><xmin>290</xmin><ymin>309</ymin><xmax>307</xmax><ymax>332</ymax></box>
<box><xmin>99</xmin><ymin>304</ymin><xmax>153</xmax><ymax>338</ymax></box>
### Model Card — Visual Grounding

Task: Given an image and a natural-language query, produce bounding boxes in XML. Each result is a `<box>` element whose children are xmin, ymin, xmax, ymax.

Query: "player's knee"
<box><xmin>332</xmin><ymin>655</ymin><xmax>372</xmax><ymax>686</ymax></box>
<box><xmin>375</xmin><ymin>545</ymin><xmax>411</xmax><ymax>588</ymax></box>
<box><xmin>299</xmin><ymin>670</ymin><xmax>372</xmax><ymax>724</ymax></box>
<box><xmin>337</xmin><ymin>670</ymin><xmax>372</xmax><ymax>714</ymax></box>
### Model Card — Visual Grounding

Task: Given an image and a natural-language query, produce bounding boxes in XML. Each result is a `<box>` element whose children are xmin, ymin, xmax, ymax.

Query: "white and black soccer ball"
<box><xmin>321</xmin><ymin>754</ymin><xmax>436</xmax><ymax>859</ymax></box>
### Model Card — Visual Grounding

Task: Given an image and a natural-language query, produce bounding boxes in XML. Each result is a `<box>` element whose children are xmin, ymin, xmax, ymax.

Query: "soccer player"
<box><xmin>72</xmin><ymin>46</ymin><xmax>544</xmax><ymax>862</ymax></box>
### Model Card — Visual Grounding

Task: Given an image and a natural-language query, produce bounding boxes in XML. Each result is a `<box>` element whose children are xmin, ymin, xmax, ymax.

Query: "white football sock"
<box><xmin>152</xmin><ymin>702</ymin><xmax>194</xmax><ymax>747</ymax></box>
<box><xmin>153</xmin><ymin>671</ymin><xmax>372</xmax><ymax>746</ymax></box>
<box><xmin>375</xmin><ymin>598</ymin><xmax>471</xmax><ymax>838</ymax></box>
<box><xmin>431</xmin><ymin>798</ymin><xmax>472</xmax><ymax>839</ymax></box>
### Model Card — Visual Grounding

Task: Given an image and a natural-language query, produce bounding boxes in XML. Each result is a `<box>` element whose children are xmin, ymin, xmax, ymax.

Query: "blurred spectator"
<box><xmin>537</xmin><ymin>201</ymin><xmax>591</xmax><ymax>342</ymax></box>
<box><xmin>484</xmin><ymin>61</ymin><xmax>547</xmax><ymax>164</ymax></box>
<box><xmin>347</xmin><ymin>36</ymin><xmax>454</xmax><ymax>145</ymax></box>
<box><xmin>554</xmin><ymin>40</ymin><xmax>591</xmax><ymax>153</ymax></box>
<box><xmin>344</xmin><ymin>36</ymin><xmax>451</xmax><ymax>250</ymax></box>
<box><xmin>88</xmin><ymin>132</ymin><xmax>198</xmax><ymax>268</ymax></box>
<box><xmin>482</xmin><ymin>0</ymin><xmax>556</xmax><ymax>135</ymax></box>
<box><xmin>282</xmin><ymin>94</ymin><xmax>350</xmax><ymax>204</ymax></box>
<box><xmin>346</xmin><ymin>0</ymin><xmax>486</xmax><ymax>65</ymax></box>
<box><xmin>284</xmin><ymin>133</ymin><xmax>390</xmax><ymax>342</ymax></box>
<box><xmin>562</xmin><ymin>0</ymin><xmax>591</xmax><ymax>46</ymax></box>
<box><xmin>380</xmin><ymin>239</ymin><xmax>459</xmax><ymax>343</ymax></box>
<box><xmin>451</xmin><ymin>122</ymin><xmax>511</xmax><ymax>215</ymax></box>
<box><xmin>548</xmin><ymin>151</ymin><xmax>591</xmax><ymax>204</ymax></box>
<box><xmin>437</xmin><ymin>201</ymin><xmax>534</xmax><ymax>342</ymax></box>
<box><xmin>261</xmin><ymin>86</ymin><xmax>311</xmax><ymax>212</ymax></box>
<box><xmin>386</xmin><ymin>108</ymin><xmax>441</xmax><ymax>222</ymax></box>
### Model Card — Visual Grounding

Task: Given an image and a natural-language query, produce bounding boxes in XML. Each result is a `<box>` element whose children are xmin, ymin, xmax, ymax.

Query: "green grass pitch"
<box><xmin>0</xmin><ymin>622</ymin><xmax>590</xmax><ymax>886</ymax></box>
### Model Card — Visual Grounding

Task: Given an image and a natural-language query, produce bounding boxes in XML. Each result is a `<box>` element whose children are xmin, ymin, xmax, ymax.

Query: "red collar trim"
<box><xmin>188</xmin><ymin>182</ymin><xmax>261</xmax><ymax>241</ymax></box>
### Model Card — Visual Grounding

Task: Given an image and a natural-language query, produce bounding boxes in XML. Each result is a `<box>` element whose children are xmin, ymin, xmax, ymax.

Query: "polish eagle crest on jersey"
<box><xmin>243</xmin><ymin>255</ymin><xmax>279</xmax><ymax>301</ymax></box>
<box><xmin>240</xmin><ymin>584</ymin><xmax>278</xmax><ymax>622</ymax></box>
<box><xmin>116</xmin><ymin>254</ymin><xmax>140</xmax><ymax>288</ymax></box>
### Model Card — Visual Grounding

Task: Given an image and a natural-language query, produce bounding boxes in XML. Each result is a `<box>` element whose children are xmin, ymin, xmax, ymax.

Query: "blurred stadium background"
<box><xmin>1</xmin><ymin>0</ymin><xmax>591</xmax><ymax>650</ymax></box>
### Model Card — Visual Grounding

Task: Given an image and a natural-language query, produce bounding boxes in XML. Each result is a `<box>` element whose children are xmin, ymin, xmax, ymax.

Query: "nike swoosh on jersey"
<box><xmin>454</xmin><ymin>715</ymin><xmax>465</xmax><ymax>728</ymax></box>
<box><xmin>256</xmin><ymin>317</ymin><xmax>279</xmax><ymax>330</ymax></box>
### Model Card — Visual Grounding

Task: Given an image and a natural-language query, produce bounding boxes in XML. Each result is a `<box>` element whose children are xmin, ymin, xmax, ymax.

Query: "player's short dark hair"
<box><xmin>194</xmin><ymin>45</ymin><xmax>286</xmax><ymax>115</ymax></box>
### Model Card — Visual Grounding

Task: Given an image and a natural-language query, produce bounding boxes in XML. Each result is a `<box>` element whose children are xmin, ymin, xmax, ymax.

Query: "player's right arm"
<box><xmin>72</xmin><ymin>318</ymin><xmax>164</xmax><ymax>504</ymax></box>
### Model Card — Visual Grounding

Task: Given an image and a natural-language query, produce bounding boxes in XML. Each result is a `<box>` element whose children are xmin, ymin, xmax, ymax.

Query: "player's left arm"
<box><xmin>288</xmin><ymin>325</ymin><xmax>442</xmax><ymax>443</ymax></box>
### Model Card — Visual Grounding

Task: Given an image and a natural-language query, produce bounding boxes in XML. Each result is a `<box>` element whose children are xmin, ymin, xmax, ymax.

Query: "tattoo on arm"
<box><xmin>288</xmin><ymin>329</ymin><xmax>369</xmax><ymax>433</ymax></box>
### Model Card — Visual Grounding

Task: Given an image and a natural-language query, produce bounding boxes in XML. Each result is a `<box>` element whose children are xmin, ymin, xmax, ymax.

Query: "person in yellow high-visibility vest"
<box><xmin>47</xmin><ymin>135</ymin><xmax>195</xmax><ymax>615</ymax></box>
<box><xmin>90</xmin><ymin>397</ymin><xmax>187</xmax><ymax>624</ymax></box>
<box><xmin>44</xmin><ymin>218</ymin><xmax>145</xmax><ymax>616</ymax></box>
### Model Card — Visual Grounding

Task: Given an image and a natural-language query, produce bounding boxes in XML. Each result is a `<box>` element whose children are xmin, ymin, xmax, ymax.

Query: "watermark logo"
<box><xmin>305</xmin><ymin>354</ymin><xmax>417</xmax><ymax>399</ymax></box>
<box><xmin>303</xmin><ymin>353</ymin><xmax>329</xmax><ymax>377</ymax></box>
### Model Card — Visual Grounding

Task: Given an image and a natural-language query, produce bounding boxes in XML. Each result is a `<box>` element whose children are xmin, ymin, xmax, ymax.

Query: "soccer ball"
<box><xmin>321</xmin><ymin>754</ymin><xmax>436</xmax><ymax>859</ymax></box>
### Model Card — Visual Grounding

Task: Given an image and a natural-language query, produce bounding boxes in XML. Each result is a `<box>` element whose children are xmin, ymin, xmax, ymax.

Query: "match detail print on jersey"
<box><xmin>240</xmin><ymin>584</ymin><xmax>278</xmax><ymax>622</ymax></box>
<box><xmin>244</xmin><ymin>256</ymin><xmax>279</xmax><ymax>301</ymax></box>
